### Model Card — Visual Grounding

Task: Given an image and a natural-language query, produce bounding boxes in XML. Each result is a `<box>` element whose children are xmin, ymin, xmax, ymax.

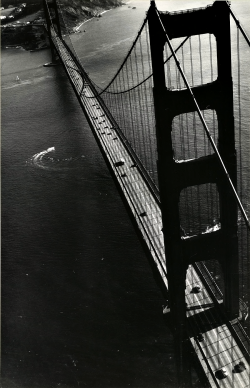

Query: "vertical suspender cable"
<box><xmin>134</xmin><ymin>45</ymin><xmax>147</xmax><ymax>169</ymax></box>
<box><xmin>237</xmin><ymin>26</ymin><xmax>244</xmax><ymax>302</ymax></box>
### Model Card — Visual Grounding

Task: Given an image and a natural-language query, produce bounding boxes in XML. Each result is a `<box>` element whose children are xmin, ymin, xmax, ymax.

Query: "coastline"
<box><xmin>1</xmin><ymin>1</ymin><xmax>126</xmax><ymax>46</ymax></box>
<box><xmin>74</xmin><ymin>10</ymin><xmax>111</xmax><ymax>32</ymax></box>
<box><xmin>73</xmin><ymin>1</ymin><xmax>131</xmax><ymax>34</ymax></box>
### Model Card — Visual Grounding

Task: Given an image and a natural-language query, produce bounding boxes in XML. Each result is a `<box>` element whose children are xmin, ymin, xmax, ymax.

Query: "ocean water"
<box><xmin>2</xmin><ymin>1</ymin><xmax>250</xmax><ymax>387</ymax></box>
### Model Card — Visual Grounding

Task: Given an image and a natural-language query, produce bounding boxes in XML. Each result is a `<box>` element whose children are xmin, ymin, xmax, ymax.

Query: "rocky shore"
<box><xmin>58</xmin><ymin>0</ymin><xmax>123</xmax><ymax>33</ymax></box>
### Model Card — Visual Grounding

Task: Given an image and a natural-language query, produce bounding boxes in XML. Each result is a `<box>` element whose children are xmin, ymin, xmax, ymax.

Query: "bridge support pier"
<box><xmin>148</xmin><ymin>0</ymin><xmax>239</xmax><ymax>385</ymax></box>
<box><xmin>43</xmin><ymin>0</ymin><xmax>62</xmax><ymax>63</ymax></box>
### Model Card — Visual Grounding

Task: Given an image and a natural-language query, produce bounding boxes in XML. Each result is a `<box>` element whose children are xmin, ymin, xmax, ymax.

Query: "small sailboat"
<box><xmin>162</xmin><ymin>304</ymin><xmax>170</xmax><ymax>314</ymax></box>
<box><xmin>16</xmin><ymin>75</ymin><xmax>20</xmax><ymax>82</ymax></box>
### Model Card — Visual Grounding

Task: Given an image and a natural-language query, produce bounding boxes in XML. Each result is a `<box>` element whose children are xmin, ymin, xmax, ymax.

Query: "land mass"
<box><xmin>1</xmin><ymin>0</ymin><xmax>124</xmax><ymax>50</ymax></box>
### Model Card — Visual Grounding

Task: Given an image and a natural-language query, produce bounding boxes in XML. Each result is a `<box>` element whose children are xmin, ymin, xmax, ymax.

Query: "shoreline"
<box><xmin>73</xmin><ymin>1</ymin><xmax>128</xmax><ymax>33</ymax></box>
<box><xmin>74</xmin><ymin>9</ymin><xmax>112</xmax><ymax>32</ymax></box>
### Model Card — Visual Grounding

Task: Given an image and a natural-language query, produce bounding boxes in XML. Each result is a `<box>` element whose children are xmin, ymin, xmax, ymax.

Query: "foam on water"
<box><xmin>28</xmin><ymin>147</ymin><xmax>85</xmax><ymax>171</ymax></box>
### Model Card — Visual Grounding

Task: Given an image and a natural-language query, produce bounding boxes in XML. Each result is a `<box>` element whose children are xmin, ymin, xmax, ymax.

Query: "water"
<box><xmin>2</xmin><ymin>1</ymin><xmax>250</xmax><ymax>387</ymax></box>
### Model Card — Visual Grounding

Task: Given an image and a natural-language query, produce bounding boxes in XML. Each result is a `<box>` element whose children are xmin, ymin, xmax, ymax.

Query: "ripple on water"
<box><xmin>27</xmin><ymin>147</ymin><xmax>86</xmax><ymax>171</ymax></box>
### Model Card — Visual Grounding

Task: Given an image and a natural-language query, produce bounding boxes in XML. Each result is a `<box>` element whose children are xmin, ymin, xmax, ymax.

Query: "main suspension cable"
<box><xmin>90</xmin><ymin>15</ymin><xmax>149</xmax><ymax>94</ymax></box>
<box><xmin>226</xmin><ymin>1</ymin><xmax>250</xmax><ymax>47</ymax></box>
<box><xmin>86</xmin><ymin>35</ymin><xmax>189</xmax><ymax>98</ymax></box>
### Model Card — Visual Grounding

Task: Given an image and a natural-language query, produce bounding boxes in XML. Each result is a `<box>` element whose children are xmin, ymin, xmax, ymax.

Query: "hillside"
<box><xmin>1</xmin><ymin>1</ymin><xmax>123</xmax><ymax>30</ymax></box>
<box><xmin>1</xmin><ymin>0</ymin><xmax>123</xmax><ymax>48</ymax></box>
<box><xmin>1</xmin><ymin>0</ymin><xmax>123</xmax><ymax>28</ymax></box>
<box><xmin>57</xmin><ymin>0</ymin><xmax>123</xmax><ymax>32</ymax></box>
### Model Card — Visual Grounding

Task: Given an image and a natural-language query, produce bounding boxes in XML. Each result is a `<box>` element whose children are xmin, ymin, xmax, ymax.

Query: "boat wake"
<box><xmin>2</xmin><ymin>76</ymin><xmax>54</xmax><ymax>91</ymax></box>
<box><xmin>2</xmin><ymin>79</ymin><xmax>33</xmax><ymax>90</ymax></box>
<box><xmin>27</xmin><ymin>147</ymin><xmax>86</xmax><ymax>171</ymax></box>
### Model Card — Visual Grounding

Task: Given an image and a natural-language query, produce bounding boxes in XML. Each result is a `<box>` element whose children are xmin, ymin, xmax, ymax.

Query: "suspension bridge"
<box><xmin>43</xmin><ymin>0</ymin><xmax>250</xmax><ymax>386</ymax></box>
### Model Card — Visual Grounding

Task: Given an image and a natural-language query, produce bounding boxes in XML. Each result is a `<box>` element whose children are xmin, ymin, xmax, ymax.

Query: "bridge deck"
<box><xmin>51</xmin><ymin>29</ymin><xmax>250</xmax><ymax>388</ymax></box>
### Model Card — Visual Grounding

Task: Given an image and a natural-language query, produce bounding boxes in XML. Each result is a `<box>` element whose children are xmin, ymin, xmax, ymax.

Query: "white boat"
<box><xmin>43</xmin><ymin>62</ymin><xmax>60</xmax><ymax>67</ymax></box>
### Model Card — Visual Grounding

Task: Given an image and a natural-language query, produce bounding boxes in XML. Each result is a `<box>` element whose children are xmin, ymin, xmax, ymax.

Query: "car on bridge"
<box><xmin>215</xmin><ymin>368</ymin><xmax>228</xmax><ymax>379</ymax></box>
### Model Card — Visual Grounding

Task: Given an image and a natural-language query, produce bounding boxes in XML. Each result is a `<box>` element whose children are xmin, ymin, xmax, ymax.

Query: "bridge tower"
<box><xmin>43</xmin><ymin>0</ymin><xmax>61</xmax><ymax>63</ymax></box>
<box><xmin>148</xmin><ymin>0</ymin><xmax>239</xmax><ymax>384</ymax></box>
